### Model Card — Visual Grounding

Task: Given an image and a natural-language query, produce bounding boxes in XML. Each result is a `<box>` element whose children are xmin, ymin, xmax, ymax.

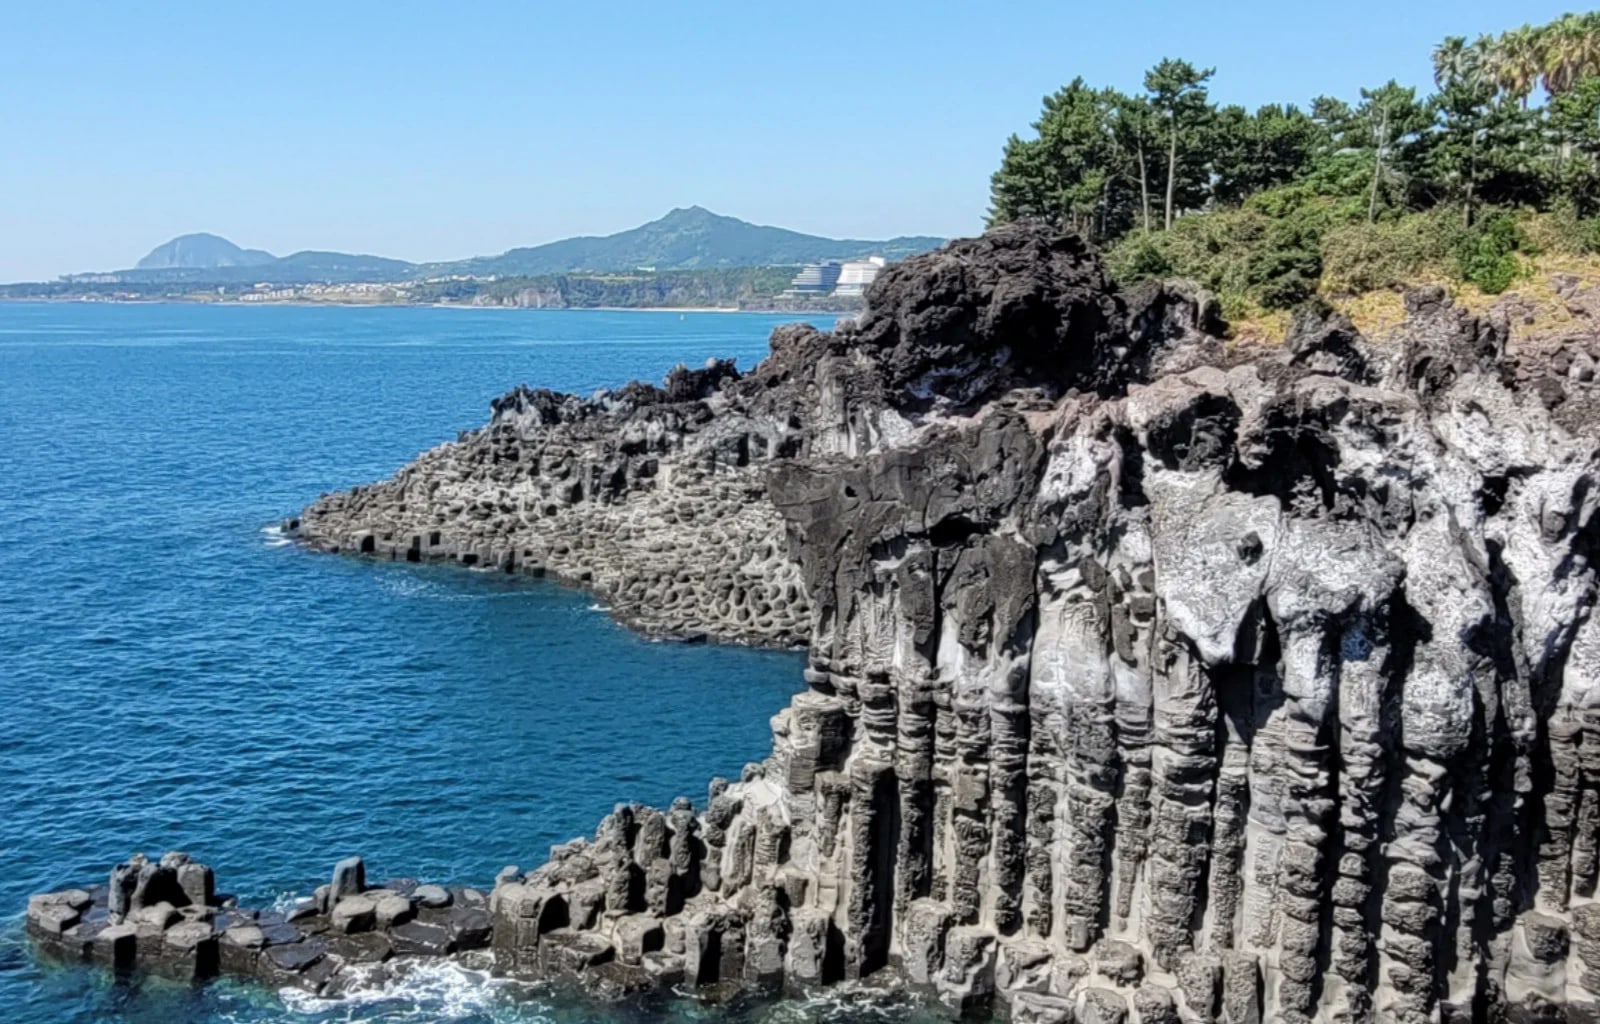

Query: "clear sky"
<box><xmin>0</xmin><ymin>0</ymin><xmax>1580</xmax><ymax>282</ymax></box>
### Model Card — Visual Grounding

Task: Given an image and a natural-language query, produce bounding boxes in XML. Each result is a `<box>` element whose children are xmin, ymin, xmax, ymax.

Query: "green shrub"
<box><xmin>1107</xmin><ymin>190</ymin><xmax>1334</xmax><ymax>310</ymax></box>
<box><xmin>1454</xmin><ymin>215</ymin><xmax>1523</xmax><ymax>294</ymax></box>
<box><xmin>1320</xmin><ymin>208</ymin><xmax>1464</xmax><ymax>294</ymax></box>
<box><xmin>1246</xmin><ymin>212</ymin><xmax>1326</xmax><ymax>308</ymax></box>
<box><xmin>1530</xmin><ymin>203</ymin><xmax>1600</xmax><ymax>254</ymax></box>
<box><xmin>1107</xmin><ymin>194</ymin><xmax>1568</xmax><ymax>310</ymax></box>
<box><xmin>1105</xmin><ymin>230</ymin><xmax>1175</xmax><ymax>281</ymax></box>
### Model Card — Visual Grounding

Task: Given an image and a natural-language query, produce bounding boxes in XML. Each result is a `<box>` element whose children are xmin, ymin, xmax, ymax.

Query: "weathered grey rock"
<box><xmin>93</xmin><ymin>923</ymin><xmax>138</xmax><ymax>966</ymax></box>
<box><xmin>330</xmin><ymin>894</ymin><xmax>377</xmax><ymax>934</ymax></box>
<box><xmin>334</xmin><ymin>931</ymin><xmax>392</xmax><ymax>964</ymax></box>
<box><xmin>614</xmin><ymin>914</ymin><xmax>664</xmax><ymax>965</ymax></box>
<box><xmin>641</xmin><ymin>949</ymin><xmax>685</xmax><ymax>986</ymax></box>
<box><xmin>162</xmin><ymin>919</ymin><xmax>218</xmax><ymax>979</ymax></box>
<box><xmin>329</xmin><ymin>857</ymin><xmax>365</xmax><ymax>903</ymax></box>
<box><xmin>937</xmin><ymin>926</ymin><xmax>997</xmax><ymax>1014</ymax></box>
<box><xmin>373</xmin><ymin>894</ymin><xmax>413</xmax><ymax>928</ymax></box>
<box><xmin>222</xmin><ymin>924</ymin><xmax>265</xmax><ymax>949</ymax></box>
<box><xmin>108</xmin><ymin>856</ymin><xmax>144</xmax><ymax>921</ymax></box>
<box><xmin>447</xmin><ymin>906</ymin><xmax>493</xmax><ymax>948</ymax></box>
<box><xmin>26</xmin><ymin>891</ymin><xmax>91</xmax><ymax>940</ymax></box>
<box><xmin>389</xmin><ymin>920</ymin><xmax>453</xmax><ymax>957</ymax></box>
<box><xmin>27</xmin><ymin>902</ymin><xmax>80</xmax><ymax>936</ymax></box>
<box><xmin>264</xmin><ymin>939</ymin><xmax>325</xmax><ymax>974</ymax></box>
<box><xmin>130</xmin><ymin>901</ymin><xmax>178</xmax><ymax>930</ymax></box>
<box><xmin>412</xmin><ymin>884</ymin><xmax>451</xmax><ymax>909</ymax></box>
<box><xmin>176</xmin><ymin>862</ymin><xmax>215</xmax><ymax>907</ymax></box>
<box><xmin>1010</xmin><ymin>990</ymin><xmax>1076</xmax><ymax>1024</ymax></box>
<box><xmin>784</xmin><ymin>907</ymin><xmax>830</xmax><ymax>989</ymax></box>
<box><xmin>1134</xmin><ymin>984</ymin><xmax>1182</xmax><ymax>1024</ymax></box>
<box><xmin>1078</xmin><ymin>987</ymin><xmax>1128</xmax><ymax>1024</ymax></box>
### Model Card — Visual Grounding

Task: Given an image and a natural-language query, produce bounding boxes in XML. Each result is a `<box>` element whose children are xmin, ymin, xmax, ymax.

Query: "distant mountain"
<box><xmin>72</xmin><ymin>210</ymin><xmax>944</xmax><ymax>287</ymax></box>
<box><xmin>434</xmin><ymin>206</ymin><xmax>946</xmax><ymax>277</ymax></box>
<box><xmin>135</xmin><ymin>233</ymin><xmax>275</xmax><ymax>270</ymax></box>
<box><xmin>273</xmin><ymin>250</ymin><xmax>416</xmax><ymax>277</ymax></box>
<box><xmin>107</xmin><ymin>241</ymin><xmax>421</xmax><ymax>286</ymax></box>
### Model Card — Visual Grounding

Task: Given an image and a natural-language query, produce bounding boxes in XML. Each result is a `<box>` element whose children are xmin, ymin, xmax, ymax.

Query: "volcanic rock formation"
<box><xmin>60</xmin><ymin>226</ymin><xmax>1600</xmax><ymax>1021</ymax></box>
<box><xmin>25</xmin><ymin>854</ymin><xmax>496</xmax><ymax>995</ymax></box>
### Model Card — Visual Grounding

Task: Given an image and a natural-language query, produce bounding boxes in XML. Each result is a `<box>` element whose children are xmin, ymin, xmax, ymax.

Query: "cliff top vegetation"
<box><xmin>987</xmin><ymin>12</ymin><xmax>1600</xmax><ymax>338</ymax></box>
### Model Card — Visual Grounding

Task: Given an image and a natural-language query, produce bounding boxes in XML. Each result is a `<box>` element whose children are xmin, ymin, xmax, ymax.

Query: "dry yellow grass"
<box><xmin>1226</xmin><ymin>253</ymin><xmax>1600</xmax><ymax>346</ymax></box>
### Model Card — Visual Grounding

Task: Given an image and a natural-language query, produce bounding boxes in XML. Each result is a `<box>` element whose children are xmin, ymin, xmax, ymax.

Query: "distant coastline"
<box><xmin>0</xmin><ymin>294</ymin><xmax>858</xmax><ymax>317</ymax></box>
<box><xmin>0</xmin><ymin>267</ymin><xmax>867</xmax><ymax>315</ymax></box>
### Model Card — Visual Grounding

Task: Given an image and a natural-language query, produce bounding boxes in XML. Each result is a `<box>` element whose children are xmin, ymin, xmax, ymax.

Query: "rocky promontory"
<box><xmin>34</xmin><ymin>225</ymin><xmax>1600</xmax><ymax>1022</ymax></box>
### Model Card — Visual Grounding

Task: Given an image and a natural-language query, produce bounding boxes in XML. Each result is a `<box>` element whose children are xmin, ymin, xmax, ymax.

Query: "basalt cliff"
<box><xmin>33</xmin><ymin>225</ymin><xmax>1600</xmax><ymax>1023</ymax></box>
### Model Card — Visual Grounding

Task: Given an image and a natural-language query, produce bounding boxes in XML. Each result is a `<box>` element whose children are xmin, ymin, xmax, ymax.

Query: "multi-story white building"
<box><xmin>833</xmin><ymin>256</ymin><xmax>887</xmax><ymax>297</ymax></box>
<box><xmin>788</xmin><ymin>261</ymin><xmax>843</xmax><ymax>293</ymax></box>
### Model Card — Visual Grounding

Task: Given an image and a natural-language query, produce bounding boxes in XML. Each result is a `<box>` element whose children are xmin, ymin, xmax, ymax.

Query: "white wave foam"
<box><xmin>277</xmin><ymin>959</ymin><xmax>538</xmax><ymax>1020</ymax></box>
<box><xmin>260</xmin><ymin>525</ymin><xmax>293</xmax><ymax>549</ymax></box>
<box><xmin>379</xmin><ymin>574</ymin><xmax>440</xmax><ymax>600</ymax></box>
<box><xmin>587</xmin><ymin>603</ymin><xmax>608</xmax><ymax>612</ymax></box>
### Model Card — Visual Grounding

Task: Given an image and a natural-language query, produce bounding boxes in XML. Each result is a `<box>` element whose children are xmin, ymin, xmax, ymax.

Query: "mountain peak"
<box><xmin>136</xmin><ymin>233</ymin><xmax>275</xmax><ymax>270</ymax></box>
<box><xmin>658</xmin><ymin>205</ymin><xmax>722</xmax><ymax>224</ymax></box>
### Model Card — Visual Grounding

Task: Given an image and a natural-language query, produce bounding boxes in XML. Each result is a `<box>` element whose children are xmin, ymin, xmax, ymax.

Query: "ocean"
<box><xmin>0</xmin><ymin>303</ymin><xmax>889</xmax><ymax>1023</ymax></box>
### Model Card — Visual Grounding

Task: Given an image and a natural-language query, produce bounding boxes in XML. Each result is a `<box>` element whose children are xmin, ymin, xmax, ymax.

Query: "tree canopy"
<box><xmin>989</xmin><ymin>12</ymin><xmax>1600</xmax><ymax>238</ymax></box>
<box><xmin>987</xmin><ymin>12</ymin><xmax>1600</xmax><ymax>309</ymax></box>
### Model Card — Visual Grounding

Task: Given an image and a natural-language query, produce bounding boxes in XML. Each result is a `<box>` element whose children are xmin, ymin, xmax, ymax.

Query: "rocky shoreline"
<box><xmin>26</xmin><ymin>853</ymin><xmax>496</xmax><ymax>997</ymax></box>
<box><xmin>30</xmin><ymin>225</ymin><xmax>1600</xmax><ymax>1023</ymax></box>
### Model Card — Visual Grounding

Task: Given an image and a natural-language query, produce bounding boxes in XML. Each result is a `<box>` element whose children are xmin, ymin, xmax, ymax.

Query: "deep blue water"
<box><xmin>0</xmin><ymin>303</ymin><xmax>826</xmax><ymax>1023</ymax></box>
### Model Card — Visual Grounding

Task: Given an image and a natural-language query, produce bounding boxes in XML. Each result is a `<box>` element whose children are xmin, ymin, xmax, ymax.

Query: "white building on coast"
<box><xmin>833</xmin><ymin>257</ymin><xmax>886</xmax><ymax>297</ymax></box>
<box><xmin>786</xmin><ymin>255</ymin><xmax>888</xmax><ymax>298</ymax></box>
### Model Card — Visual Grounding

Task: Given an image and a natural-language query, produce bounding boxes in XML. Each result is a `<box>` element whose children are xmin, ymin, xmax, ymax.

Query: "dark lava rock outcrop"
<box><xmin>40</xmin><ymin>225</ymin><xmax>1600</xmax><ymax>1022</ymax></box>
<box><xmin>26</xmin><ymin>854</ymin><xmax>495</xmax><ymax>995</ymax></box>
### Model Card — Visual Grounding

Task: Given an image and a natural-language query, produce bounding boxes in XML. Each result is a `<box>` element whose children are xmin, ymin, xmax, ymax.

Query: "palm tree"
<box><xmin>1433</xmin><ymin>35</ymin><xmax>1482</xmax><ymax>90</ymax></box>
<box><xmin>1488</xmin><ymin>23</ymin><xmax>1547</xmax><ymax>106</ymax></box>
<box><xmin>1540</xmin><ymin>12</ymin><xmax>1600</xmax><ymax>95</ymax></box>
<box><xmin>1541</xmin><ymin>14</ymin><xmax>1585</xmax><ymax>94</ymax></box>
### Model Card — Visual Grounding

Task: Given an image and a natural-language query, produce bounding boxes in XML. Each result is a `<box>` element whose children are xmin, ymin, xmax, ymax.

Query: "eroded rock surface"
<box><xmin>38</xmin><ymin>225</ymin><xmax>1600</xmax><ymax>1021</ymax></box>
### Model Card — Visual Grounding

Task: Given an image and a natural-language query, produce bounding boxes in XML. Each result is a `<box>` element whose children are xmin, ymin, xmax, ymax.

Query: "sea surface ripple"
<box><xmin>0</xmin><ymin>303</ymin><xmax>924</xmax><ymax>1024</ymax></box>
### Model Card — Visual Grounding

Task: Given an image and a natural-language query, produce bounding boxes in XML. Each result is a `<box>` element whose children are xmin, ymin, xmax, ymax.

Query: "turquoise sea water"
<box><xmin>0</xmin><ymin>303</ymin><xmax>848</xmax><ymax>1023</ymax></box>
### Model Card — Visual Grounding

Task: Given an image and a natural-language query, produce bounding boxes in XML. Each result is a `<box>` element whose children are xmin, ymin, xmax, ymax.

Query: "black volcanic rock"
<box><xmin>841</xmin><ymin>227</ymin><xmax>1121</xmax><ymax>407</ymax></box>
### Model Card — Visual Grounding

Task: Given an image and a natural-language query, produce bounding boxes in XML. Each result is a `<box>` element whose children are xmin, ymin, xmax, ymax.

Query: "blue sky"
<box><xmin>0</xmin><ymin>0</ymin><xmax>1579</xmax><ymax>281</ymax></box>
